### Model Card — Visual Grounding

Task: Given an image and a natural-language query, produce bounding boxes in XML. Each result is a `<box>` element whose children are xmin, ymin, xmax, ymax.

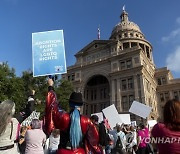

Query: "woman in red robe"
<box><xmin>45</xmin><ymin>79</ymin><xmax>103</xmax><ymax>154</ymax></box>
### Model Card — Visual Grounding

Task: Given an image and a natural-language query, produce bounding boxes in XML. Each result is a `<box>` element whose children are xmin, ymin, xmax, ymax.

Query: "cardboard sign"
<box><xmin>32</xmin><ymin>30</ymin><xmax>67</xmax><ymax>77</ymax></box>
<box><xmin>148</xmin><ymin>120</ymin><xmax>157</xmax><ymax>128</ymax></box>
<box><xmin>129</xmin><ymin>101</ymin><xmax>152</xmax><ymax>119</ymax></box>
<box><xmin>102</xmin><ymin>104</ymin><xmax>121</xmax><ymax>129</ymax></box>
<box><xmin>91</xmin><ymin>112</ymin><xmax>104</xmax><ymax>123</ymax></box>
<box><xmin>119</xmin><ymin>114</ymin><xmax>131</xmax><ymax>124</ymax></box>
<box><xmin>131</xmin><ymin>121</ymin><xmax>137</xmax><ymax>127</ymax></box>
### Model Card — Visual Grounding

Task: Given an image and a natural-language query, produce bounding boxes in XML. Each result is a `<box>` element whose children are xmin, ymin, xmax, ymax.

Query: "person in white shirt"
<box><xmin>48</xmin><ymin>129</ymin><xmax>60</xmax><ymax>154</ymax></box>
<box><xmin>0</xmin><ymin>100</ymin><xmax>20</xmax><ymax>154</ymax></box>
<box><xmin>126</xmin><ymin>126</ymin><xmax>137</xmax><ymax>154</ymax></box>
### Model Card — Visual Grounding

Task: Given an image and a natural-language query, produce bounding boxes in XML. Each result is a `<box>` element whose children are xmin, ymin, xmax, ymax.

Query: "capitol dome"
<box><xmin>110</xmin><ymin>9</ymin><xmax>144</xmax><ymax>40</ymax></box>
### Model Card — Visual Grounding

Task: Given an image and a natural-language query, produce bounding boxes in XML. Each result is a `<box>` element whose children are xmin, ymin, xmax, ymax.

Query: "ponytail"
<box><xmin>70</xmin><ymin>108</ymin><xmax>82</xmax><ymax>149</ymax></box>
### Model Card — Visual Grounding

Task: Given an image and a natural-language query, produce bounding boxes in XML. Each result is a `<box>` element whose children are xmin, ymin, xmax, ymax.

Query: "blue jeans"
<box><xmin>48</xmin><ymin>149</ymin><xmax>57</xmax><ymax>154</ymax></box>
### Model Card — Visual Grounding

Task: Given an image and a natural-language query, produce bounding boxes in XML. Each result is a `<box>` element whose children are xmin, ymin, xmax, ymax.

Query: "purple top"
<box><xmin>151</xmin><ymin>123</ymin><xmax>180</xmax><ymax>154</ymax></box>
<box><xmin>25</xmin><ymin>129</ymin><xmax>46</xmax><ymax>154</ymax></box>
<box><xmin>137</xmin><ymin>127</ymin><xmax>149</xmax><ymax>148</ymax></box>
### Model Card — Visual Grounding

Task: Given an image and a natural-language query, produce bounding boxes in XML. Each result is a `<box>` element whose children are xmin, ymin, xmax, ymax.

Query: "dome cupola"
<box><xmin>110</xmin><ymin>7</ymin><xmax>144</xmax><ymax>40</ymax></box>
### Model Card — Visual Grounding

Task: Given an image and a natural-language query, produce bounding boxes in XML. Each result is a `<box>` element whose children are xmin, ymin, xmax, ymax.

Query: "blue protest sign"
<box><xmin>32</xmin><ymin>30</ymin><xmax>67</xmax><ymax>77</ymax></box>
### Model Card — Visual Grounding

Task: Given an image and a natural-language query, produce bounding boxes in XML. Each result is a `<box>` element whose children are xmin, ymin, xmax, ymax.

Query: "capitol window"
<box><xmin>122</xmin><ymin>79</ymin><xmax>127</xmax><ymax>90</ymax></box>
<box><xmin>126</xmin><ymin>60</ymin><xmax>132</xmax><ymax>68</ymax></box>
<box><xmin>128</xmin><ymin>78</ymin><xmax>134</xmax><ymax>89</ymax></box>
<box><xmin>122</xmin><ymin>96</ymin><xmax>128</xmax><ymax>111</ymax></box>
<box><xmin>123</xmin><ymin>42</ymin><xmax>129</xmax><ymax>49</ymax></box>
<box><xmin>120</xmin><ymin>61</ymin><xmax>126</xmax><ymax>70</ymax></box>
<box><xmin>131</xmin><ymin>42</ymin><xmax>137</xmax><ymax>47</ymax></box>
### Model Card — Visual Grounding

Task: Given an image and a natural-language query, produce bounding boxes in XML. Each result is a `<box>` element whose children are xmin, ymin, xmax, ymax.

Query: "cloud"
<box><xmin>161</xmin><ymin>17</ymin><xmax>180</xmax><ymax>42</ymax></box>
<box><xmin>176</xmin><ymin>17</ymin><xmax>180</xmax><ymax>25</ymax></box>
<box><xmin>166</xmin><ymin>46</ymin><xmax>180</xmax><ymax>72</ymax></box>
<box><xmin>161</xmin><ymin>28</ymin><xmax>180</xmax><ymax>42</ymax></box>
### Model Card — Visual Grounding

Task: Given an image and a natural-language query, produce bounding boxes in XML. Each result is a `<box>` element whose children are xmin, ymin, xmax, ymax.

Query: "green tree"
<box><xmin>0</xmin><ymin>62</ymin><xmax>26</xmax><ymax>112</ymax></box>
<box><xmin>55</xmin><ymin>79</ymin><xmax>74</xmax><ymax>112</ymax></box>
<box><xmin>21</xmin><ymin>70</ymin><xmax>48</xmax><ymax>115</ymax></box>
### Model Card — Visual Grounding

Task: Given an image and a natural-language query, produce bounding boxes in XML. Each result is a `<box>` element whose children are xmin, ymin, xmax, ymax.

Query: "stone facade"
<box><xmin>62</xmin><ymin>9</ymin><xmax>180</xmax><ymax>122</ymax></box>
<box><xmin>155</xmin><ymin>67</ymin><xmax>180</xmax><ymax>119</ymax></box>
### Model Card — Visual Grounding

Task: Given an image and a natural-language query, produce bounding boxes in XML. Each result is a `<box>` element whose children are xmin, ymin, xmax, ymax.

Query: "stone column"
<box><xmin>140</xmin><ymin>74</ymin><xmax>146</xmax><ymax>104</ymax></box>
<box><xmin>169</xmin><ymin>90</ymin><xmax>174</xmax><ymax>99</ymax></box>
<box><xmin>129</xmin><ymin>42</ymin><xmax>132</xmax><ymax>48</ymax></box>
<box><xmin>134</xmin><ymin>75</ymin><xmax>139</xmax><ymax>101</ymax></box>
<box><xmin>111</xmin><ymin>79</ymin><xmax>116</xmax><ymax>105</ymax></box>
<box><xmin>116</xmin><ymin>78</ymin><xmax>122</xmax><ymax>112</ymax></box>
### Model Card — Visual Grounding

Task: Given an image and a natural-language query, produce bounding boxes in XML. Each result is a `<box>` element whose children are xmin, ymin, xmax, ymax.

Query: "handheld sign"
<box><xmin>129</xmin><ymin>101</ymin><xmax>152</xmax><ymax>119</ymax></box>
<box><xmin>32</xmin><ymin>30</ymin><xmax>67</xmax><ymax>77</ymax></box>
<box><xmin>102</xmin><ymin>104</ymin><xmax>121</xmax><ymax>129</ymax></box>
<box><xmin>148</xmin><ymin>120</ymin><xmax>157</xmax><ymax>129</ymax></box>
<box><xmin>119</xmin><ymin>114</ymin><xmax>131</xmax><ymax>125</ymax></box>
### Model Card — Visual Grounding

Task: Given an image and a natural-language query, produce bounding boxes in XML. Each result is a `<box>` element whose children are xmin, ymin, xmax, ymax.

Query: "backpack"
<box><xmin>116</xmin><ymin>136</ymin><xmax>123</xmax><ymax>150</ymax></box>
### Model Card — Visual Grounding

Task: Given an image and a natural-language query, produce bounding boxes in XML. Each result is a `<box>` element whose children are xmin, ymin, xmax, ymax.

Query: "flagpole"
<box><xmin>97</xmin><ymin>25</ymin><xmax>100</xmax><ymax>40</ymax></box>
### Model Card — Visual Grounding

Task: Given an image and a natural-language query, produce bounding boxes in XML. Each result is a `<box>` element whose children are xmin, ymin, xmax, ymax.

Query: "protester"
<box><xmin>45</xmin><ymin>78</ymin><xmax>102</xmax><ymax>154</ymax></box>
<box><xmin>90</xmin><ymin>115</ymin><xmax>99</xmax><ymax>131</ymax></box>
<box><xmin>126</xmin><ymin>126</ymin><xmax>137</xmax><ymax>153</ymax></box>
<box><xmin>25</xmin><ymin>90</ymin><xmax>36</xmax><ymax>117</ymax></box>
<box><xmin>18</xmin><ymin>126</ymin><xmax>28</xmax><ymax>154</ymax></box>
<box><xmin>99</xmin><ymin>120</ymin><xmax>112</xmax><ymax>154</ymax></box>
<box><xmin>151</xmin><ymin>99</ymin><xmax>180</xmax><ymax>154</ymax></box>
<box><xmin>110</xmin><ymin>124</ymin><xmax>127</xmax><ymax>154</ymax></box>
<box><xmin>0</xmin><ymin>100</ymin><xmax>20</xmax><ymax>154</ymax></box>
<box><xmin>48</xmin><ymin>129</ymin><xmax>60</xmax><ymax>154</ymax></box>
<box><xmin>15</xmin><ymin>89</ymin><xmax>36</xmax><ymax>124</ymax></box>
<box><xmin>25</xmin><ymin>119</ymin><xmax>46</xmax><ymax>154</ymax></box>
<box><xmin>135</xmin><ymin>123</ymin><xmax>149</xmax><ymax>154</ymax></box>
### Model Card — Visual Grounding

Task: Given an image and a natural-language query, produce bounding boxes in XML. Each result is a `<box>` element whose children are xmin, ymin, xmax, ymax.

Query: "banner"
<box><xmin>32</xmin><ymin>30</ymin><xmax>67</xmax><ymax>77</ymax></box>
<box><xmin>21</xmin><ymin>111</ymin><xmax>40</xmax><ymax>126</ymax></box>
<box><xmin>129</xmin><ymin>101</ymin><xmax>152</xmax><ymax>119</ymax></box>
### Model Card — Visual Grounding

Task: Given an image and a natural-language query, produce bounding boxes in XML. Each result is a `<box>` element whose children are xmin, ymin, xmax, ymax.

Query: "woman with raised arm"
<box><xmin>45</xmin><ymin>78</ymin><xmax>102</xmax><ymax>154</ymax></box>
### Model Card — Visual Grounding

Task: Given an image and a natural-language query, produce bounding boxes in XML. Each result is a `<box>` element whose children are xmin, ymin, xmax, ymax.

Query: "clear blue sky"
<box><xmin>0</xmin><ymin>0</ymin><xmax>180</xmax><ymax>78</ymax></box>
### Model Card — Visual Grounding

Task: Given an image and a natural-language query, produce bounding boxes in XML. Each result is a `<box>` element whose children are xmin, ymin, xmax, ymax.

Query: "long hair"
<box><xmin>163</xmin><ymin>99</ymin><xmax>180</xmax><ymax>131</ymax></box>
<box><xmin>69</xmin><ymin>107</ymin><xmax>82</xmax><ymax>149</ymax></box>
<box><xmin>0</xmin><ymin>100</ymin><xmax>15</xmax><ymax>135</ymax></box>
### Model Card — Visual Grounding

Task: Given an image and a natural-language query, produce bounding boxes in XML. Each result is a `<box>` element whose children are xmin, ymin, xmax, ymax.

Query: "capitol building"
<box><xmin>62</xmin><ymin>9</ymin><xmax>180</xmax><ymax>122</ymax></box>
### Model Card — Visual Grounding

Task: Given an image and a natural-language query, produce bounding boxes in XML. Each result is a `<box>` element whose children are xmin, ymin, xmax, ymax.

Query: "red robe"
<box><xmin>45</xmin><ymin>88</ymin><xmax>103</xmax><ymax>154</ymax></box>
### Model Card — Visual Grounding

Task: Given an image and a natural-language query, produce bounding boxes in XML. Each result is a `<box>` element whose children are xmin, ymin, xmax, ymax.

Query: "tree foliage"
<box><xmin>0</xmin><ymin>62</ymin><xmax>74</xmax><ymax>115</ymax></box>
<box><xmin>55</xmin><ymin>79</ymin><xmax>74</xmax><ymax>112</ymax></box>
<box><xmin>0</xmin><ymin>62</ymin><xmax>26</xmax><ymax>112</ymax></box>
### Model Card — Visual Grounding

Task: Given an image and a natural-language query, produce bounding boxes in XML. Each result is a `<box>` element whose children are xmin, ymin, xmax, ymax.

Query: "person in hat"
<box><xmin>45</xmin><ymin>78</ymin><xmax>102</xmax><ymax>154</ymax></box>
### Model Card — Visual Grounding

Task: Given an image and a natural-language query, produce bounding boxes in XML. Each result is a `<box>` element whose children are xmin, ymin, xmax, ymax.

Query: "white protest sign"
<box><xmin>131</xmin><ymin>121</ymin><xmax>137</xmax><ymax>127</ymax></box>
<box><xmin>119</xmin><ymin>114</ymin><xmax>131</xmax><ymax>124</ymax></box>
<box><xmin>91</xmin><ymin>112</ymin><xmax>103</xmax><ymax>123</ymax></box>
<box><xmin>102</xmin><ymin>104</ymin><xmax>121</xmax><ymax>129</ymax></box>
<box><xmin>148</xmin><ymin>120</ymin><xmax>157</xmax><ymax>128</ymax></box>
<box><xmin>129</xmin><ymin>101</ymin><xmax>152</xmax><ymax>119</ymax></box>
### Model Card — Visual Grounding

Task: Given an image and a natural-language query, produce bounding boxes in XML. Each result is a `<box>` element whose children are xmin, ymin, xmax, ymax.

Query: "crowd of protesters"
<box><xmin>0</xmin><ymin>78</ymin><xmax>179</xmax><ymax>154</ymax></box>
